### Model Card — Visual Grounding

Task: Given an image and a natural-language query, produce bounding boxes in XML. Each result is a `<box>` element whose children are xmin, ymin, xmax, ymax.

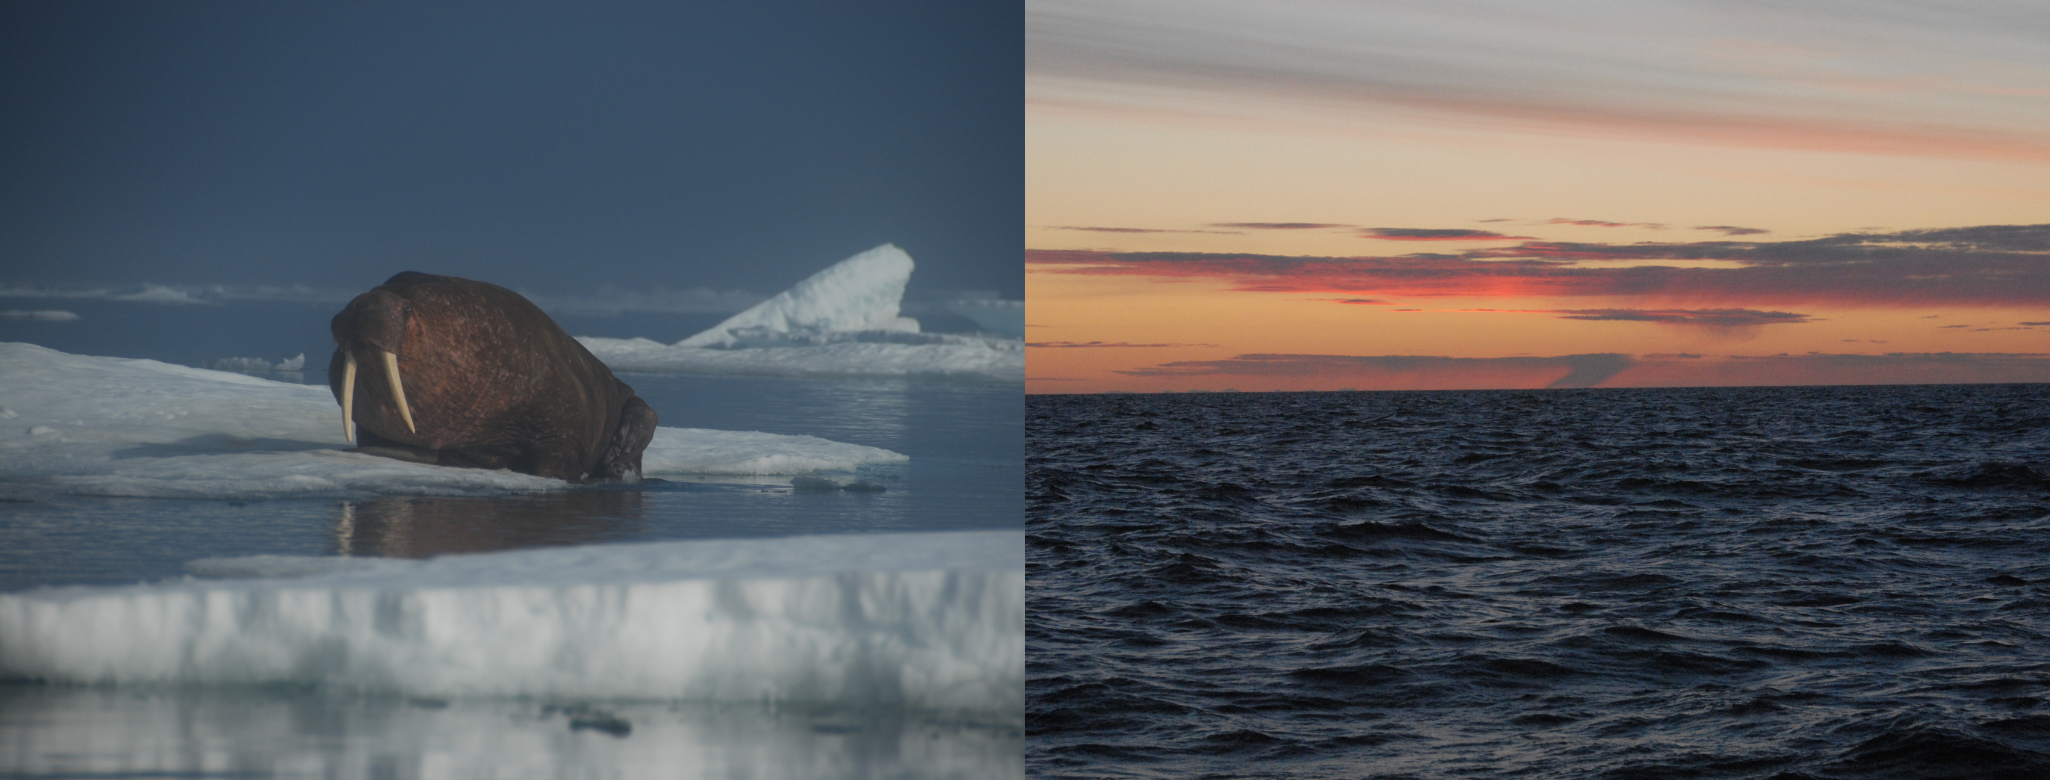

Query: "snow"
<box><xmin>0</xmin><ymin>342</ymin><xmax>906</xmax><ymax>499</ymax></box>
<box><xmin>0</xmin><ymin>530</ymin><xmax>1024</xmax><ymax>717</ymax></box>
<box><xmin>577</xmin><ymin>244</ymin><xmax>1022</xmax><ymax>381</ymax></box>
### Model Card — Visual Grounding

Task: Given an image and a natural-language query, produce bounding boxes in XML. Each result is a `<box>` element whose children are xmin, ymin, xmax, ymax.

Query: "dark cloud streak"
<box><xmin>1119</xmin><ymin>352</ymin><xmax>1636</xmax><ymax>389</ymax></box>
<box><xmin>1362</xmin><ymin>228</ymin><xmax>1532</xmax><ymax>241</ymax></box>
<box><xmin>1212</xmin><ymin>222</ymin><xmax>1352</xmax><ymax>230</ymax></box>
<box><xmin>1553</xmin><ymin>308</ymin><xmax>1811</xmax><ymax>326</ymax></box>
<box><xmin>1027</xmin><ymin>224</ymin><xmax>2050</xmax><ymax>307</ymax></box>
<box><xmin>1548</xmin><ymin>219</ymin><xmax>1666</xmax><ymax>230</ymax></box>
<box><xmin>1051</xmin><ymin>226</ymin><xmax>1245</xmax><ymax>235</ymax></box>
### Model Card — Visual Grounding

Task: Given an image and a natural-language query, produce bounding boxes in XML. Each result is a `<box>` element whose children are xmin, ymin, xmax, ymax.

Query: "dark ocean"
<box><xmin>1026</xmin><ymin>385</ymin><xmax>2050</xmax><ymax>779</ymax></box>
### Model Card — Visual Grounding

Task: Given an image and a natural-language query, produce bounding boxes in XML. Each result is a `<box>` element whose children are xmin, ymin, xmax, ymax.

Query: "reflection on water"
<box><xmin>330</xmin><ymin>491</ymin><xmax>649</xmax><ymax>558</ymax></box>
<box><xmin>0</xmin><ymin>685</ymin><xmax>1022</xmax><ymax>780</ymax></box>
<box><xmin>641</xmin><ymin>373</ymin><xmax>918</xmax><ymax>456</ymax></box>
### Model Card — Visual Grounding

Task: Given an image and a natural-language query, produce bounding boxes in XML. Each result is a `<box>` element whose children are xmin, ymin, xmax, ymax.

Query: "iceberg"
<box><xmin>0</xmin><ymin>342</ymin><xmax>906</xmax><ymax>500</ymax></box>
<box><xmin>577</xmin><ymin>244</ymin><xmax>1024</xmax><ymax>380</ymax></box>
<box><xmin>581</xmin><ymin>332</ymin><xmax>1024</xmax><ymax>380</ymax></box>
<box><xmin>677</xmin><ymin>244</ymin><xmax>920</xmax><ymax>348</ymax></box>
<box><xmin>0</xmin><ymin>530</ymin><xmax>1024</xmax><ymax>717</ymax></box>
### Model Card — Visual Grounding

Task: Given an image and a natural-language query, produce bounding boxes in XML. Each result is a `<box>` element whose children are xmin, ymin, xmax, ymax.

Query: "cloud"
<box><xmin>0</xmin><ymin>283</ymin><xmax>351</xmax><ymax>306</ymax></box>
<box><xmin>1547</xmin><ymin>218</ymin><xmax>1665</xmax><ymax>230</ymax></box>
<box><xmin>112</xmin><ymin>285</ymin><xmax>216</xmax><ymax>305</ymax></box>
<box><xmin>1328</xmin><ymin>298</ymin><xmax>1391</xmax><ymax>305</ymax></box>
<box><xmin>1361</xmin><ymin>228</ymin><xmax>1531</xmax><ymax>241</ymax></box>
<box><xmin>1049</xmin><ymin>225</ymin><xmax>1244</xmax><ymax>235</ymax></box>
<box><xmin>1028</xmin><ymin>1</ymin><xmax>2050</xmax><ymax>161</ymax></box>
<box><xmin>1026</xmin><ymin>223</ymin><xmax>2050</xmax><ymax>307</ymax></box>
<box><xmin>1028</xmin><ymin>340</ymin><xmax>1220</xmax><ymax>348</ymax></box>
<box><xmin>1696</xmin><ymin>225</ymin><xmax>1770</xmax><ymax>236</ymax></box>
<box><xmin>1620</xmin><ymin>351</ymin><xmax>2050</xmax><ymax>388</ymax></box>
<box><xmin>1211</xmin><ymin>222</ymin><xmax>1352</xmax><ymax>230</ymax></box>
<box><xmin>0</xmin><ymin>310</ymin><xmax>80</xmax><ymax>321</ymax></box>
<box><xmin>1119</xmin><ymin>352</ymin><xmax>1635</xmax><ymax>389</ymax></box>
<box><xmin>1551</xmin><ymin>308</ymin><xmax>1811</xmax><ymax>326</ymax></box>
<box><xmin>1104</xmin><ymin>350</ymin><xmax>2050</xmax><ymax>391</ymax></box>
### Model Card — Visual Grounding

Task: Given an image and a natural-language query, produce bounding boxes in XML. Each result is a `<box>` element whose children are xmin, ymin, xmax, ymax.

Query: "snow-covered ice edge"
<box><xmin>0</xmin><ymin>342</ymin><xmax>905</xmax><ymax>500</ymax></box>
<box><xmin>0</xmin><ymin>530</ymin><xmax>1024</xmax><ymax>719</ymax></box>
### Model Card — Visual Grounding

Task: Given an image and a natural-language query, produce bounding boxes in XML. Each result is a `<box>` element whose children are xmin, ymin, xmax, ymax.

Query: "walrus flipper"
<box><xmin>595</xmin><ymin>395</ymin><xmax>659</xmax><ymax>482</ymax></box>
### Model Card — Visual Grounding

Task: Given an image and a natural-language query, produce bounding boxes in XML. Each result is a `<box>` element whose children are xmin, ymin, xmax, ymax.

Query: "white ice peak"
<box><xmin>676</xmin><ymin>244</ymin><xmax>920</xmax><ymax>348</ymax></box>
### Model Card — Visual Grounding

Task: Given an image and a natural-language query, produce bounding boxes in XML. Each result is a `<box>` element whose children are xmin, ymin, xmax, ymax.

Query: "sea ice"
<box><xmin>0</xmin><ymin>342</ymin><xmax>906</xmax><ymax>499</ymax></box>
<box><xmin>578</xmin><ymin>244</ymin><xmax>1024</xmax><ymax>380</ymax></box>
<box><xmin>0</xmin><ymin>530</ymin><xmax>1024</xmax><ymax>716</ymax></box>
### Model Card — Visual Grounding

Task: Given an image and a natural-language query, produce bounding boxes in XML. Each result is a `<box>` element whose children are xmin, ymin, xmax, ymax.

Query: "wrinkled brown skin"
<box><xmin>328</xmin><ymin>272</ymin><xmax>658</xmax><ymax>482</ymax></box>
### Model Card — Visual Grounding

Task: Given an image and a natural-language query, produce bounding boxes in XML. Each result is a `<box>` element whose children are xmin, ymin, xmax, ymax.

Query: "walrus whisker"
<box><xmin>341</xmin><ymin>352</ymin><xmax>357</xmax><ymax>444</ymax></box>
<box><xmin>382</xmin><ymin>351</ymin><xmax>416</xmax><ymax>433</ymax></box>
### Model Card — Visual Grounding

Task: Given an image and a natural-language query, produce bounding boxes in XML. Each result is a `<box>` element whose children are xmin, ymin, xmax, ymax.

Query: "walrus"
<box><xmin>327</xmin><ymin>272</ymin><xmax>658</xmax><ymax>482</ymax></box>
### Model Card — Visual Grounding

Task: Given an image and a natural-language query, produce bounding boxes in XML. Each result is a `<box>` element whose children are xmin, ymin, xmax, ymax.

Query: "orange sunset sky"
<box><xmin>1025</xmin><ymin>0</ymin><xmax>2050</xmax><ymax>393</ymax></box>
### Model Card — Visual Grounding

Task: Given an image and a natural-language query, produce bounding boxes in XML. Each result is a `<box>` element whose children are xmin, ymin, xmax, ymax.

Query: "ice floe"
<box><xmin>0</xmin><ymin>530</ymin><xmax>1024</xmax><ymax>717</ymax></box>
<box><xmin>0</xmin><ymin>342</ymin><xmax>906</xmax><ymax>499</ymax></box>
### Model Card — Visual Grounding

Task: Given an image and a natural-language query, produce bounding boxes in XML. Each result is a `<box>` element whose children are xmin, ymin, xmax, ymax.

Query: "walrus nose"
<box><xmin>339</xmin><ymin>350</ymin><xmax>418</xmax><ymax>442</ymax></box>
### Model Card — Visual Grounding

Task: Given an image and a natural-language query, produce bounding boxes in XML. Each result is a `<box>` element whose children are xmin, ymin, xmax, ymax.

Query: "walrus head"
<box><xmin>331</xmin><ymin>289</ymin><xmax>417</xmax><ymax>443</ymax></box>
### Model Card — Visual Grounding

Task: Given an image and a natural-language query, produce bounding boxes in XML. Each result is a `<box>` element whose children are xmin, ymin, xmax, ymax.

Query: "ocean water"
<box><xmin>1027</xmin><ymin>385</ymin><xmax>2050</xmax><ymax>779</ymax></box>
<box><xmin>0</xmin><ymin>365</ymin><xmax>1021</xmax><ymax>592</ymax></box>
<box><xmin>0</xmin><ymin>298</ymin><xmax>1023</xmax><ymax>778</ymax></box>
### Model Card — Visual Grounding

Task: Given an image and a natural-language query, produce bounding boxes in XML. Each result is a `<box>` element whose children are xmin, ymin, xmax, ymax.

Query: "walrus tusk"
<box><xmin>383</xmin><ymin>351</ymin><xmax>416</xmax><ymax>433</ymax></box>
<box><xmin>341</xmin><ymin>352</ymin><xmax>357</xmax><ymax>444</ymax></box>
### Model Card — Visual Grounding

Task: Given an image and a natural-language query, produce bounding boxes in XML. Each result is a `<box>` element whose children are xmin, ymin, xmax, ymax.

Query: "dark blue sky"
<box><xmin>1</xmin><ymin>1</ymin><xmax>1021</xmax><ymax>301</ymax></box>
